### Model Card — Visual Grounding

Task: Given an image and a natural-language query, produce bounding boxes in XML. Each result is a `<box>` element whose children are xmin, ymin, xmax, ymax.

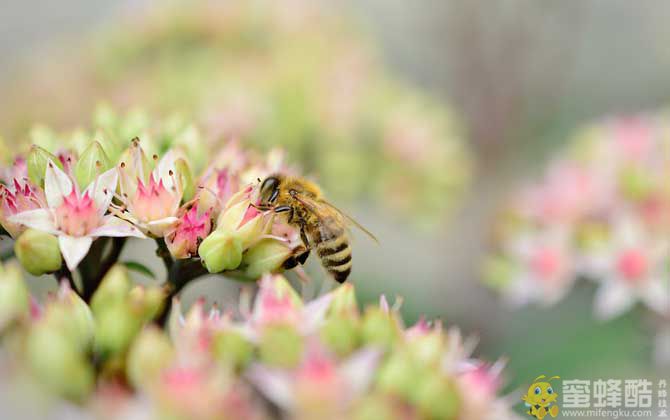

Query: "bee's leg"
<box><xmin>296</xmin><ymin>225</ymin><xmax>311</xmax><ymax>265</ymax></box>
<box><xmin>274</xmin><ymin>205</ymin><xmax>292</xmax><ymax>214</ymax></box>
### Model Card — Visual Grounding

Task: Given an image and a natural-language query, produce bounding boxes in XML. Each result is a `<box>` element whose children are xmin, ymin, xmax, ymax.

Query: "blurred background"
<box><xmin>1</xmin><ymin>0</ymin><xmax>668</xmax><ymax>412</ymax></box>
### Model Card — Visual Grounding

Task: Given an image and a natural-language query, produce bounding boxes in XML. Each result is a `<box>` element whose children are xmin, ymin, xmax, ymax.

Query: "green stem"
<box><xmin>154</xmin><ymin>238</ymin><xmax>209</xmax><ymax>326</ymax></box>
<box><xmin>82</xmin><ymin>238</ymin><xmax>127</xmax><ymax>302</ymax></box>
<box><xmin>0</xmin><ymin>247</ymin><xmax>14</xmax><ymax>262</ymax></box>
<box><xmin>155</xmin><ymin>238</ymin><xmax>173</xmax><ymax>271</ymax></box>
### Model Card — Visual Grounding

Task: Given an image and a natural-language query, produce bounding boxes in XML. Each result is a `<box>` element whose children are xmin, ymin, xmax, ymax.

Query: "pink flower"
<box><xmin>502</xmin><ymin>228</ymin><xmax>576</xmax><ymax>307</ymax></box>
<box><xmin>246</xmin><ymin>274</ymin><xmax>333</xmax><ymax>338</ymax></box>
<box><xmin>165</xmin><ymin>204</ymin><xmax>212</xmax><ymax>259</ymax></box>
<box><xmin>247</xmin><ymin>344</ymin><xmax>380</xmax><ymax>414</ymax></box>
<box><xmin>115</xmin><ymin>142</ymin><xmax>183</xmax><ymax>237</ymax></box>
<box><xmin>0</xmin><ymin>157</ymin><xmax>27</xmax><ymax>185</ymax></box>
<box><xmin>588</xmin><ymin>218</ymin><xmax>669</xmax><ymax>319</ymax></box>
<box><xmin>612</xmin><ymin>117</ymin><xmax>654</xmax><ymax>162</ymax></box>
<box><xmin>168</xmin><ymin>298</ymin><xmax>234</xmax><ymax>363</ymax></box>
<box><xmin>10</xmin><ymin>160</ymin><xmax>144</xmax><ymax>270</ymax></box>
<box><xmin>518</xmin><ymin>162</ymin><xmax>611</xmax><ymax>225</ymax></box>
<box><xmin>0</xmin><ymin>179</ymin><xmax>46</xmax><ymax>237</ymax></box>
<box><xmin>457</xmin><ymin>361</ymin><xmax>516</xmax><ymax>420</ymax></box>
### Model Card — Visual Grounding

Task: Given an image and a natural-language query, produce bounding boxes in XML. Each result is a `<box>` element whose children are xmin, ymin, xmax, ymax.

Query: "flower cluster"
<box><xmin>0</xmin><ymin>115</ymin><xmax>516</xmax><ymax>418</ymax></box>
<box><xmin>485</xmin><ymin>114</ymin><xmax>669</xmax><ymax>361</ymax></box>
<box><xmin>1</xmin><ymin>121</ymin><xmax>305</xmax><ymax>282</ymax></box>
<box><xmin>0</xmin><ymin>266</ymin><xmax>518</xmax><ymax>420</ymax></box>
<box><xmin>0</xmin><ymin>0</ymin><xmax>470</xmax><ymax>227</ymax></box>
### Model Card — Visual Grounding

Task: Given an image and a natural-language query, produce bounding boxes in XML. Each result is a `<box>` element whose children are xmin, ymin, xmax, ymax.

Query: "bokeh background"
<box><xmin>1</xmin><ymin>0</ymin><xmax>669</xmax><ymax>414</ymax></box>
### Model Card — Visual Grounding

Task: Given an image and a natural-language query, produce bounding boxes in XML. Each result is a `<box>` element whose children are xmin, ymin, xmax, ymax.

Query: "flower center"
<box><xmin>530</xmin><ymin>247</ymin><xmax>563</xmax><ymax>281</ymax></box>
<box><xmin>54</xmin><ymin>191</ymin><xmax>101</xmax><ymax>236</ymax></box>
<box><xmin>169</xmin><ymin>205</ymin><xmax>212</xmax><ymax>257</ymax></box>
<box><xmin>616</xmin><ymin>248</ymin><xmax>648</xmax><ymax>283</ymax></box>
<box><xmin>130</xmin><ymin>175</ymin><xmax>179</xmax><ymax>222</ymax></box>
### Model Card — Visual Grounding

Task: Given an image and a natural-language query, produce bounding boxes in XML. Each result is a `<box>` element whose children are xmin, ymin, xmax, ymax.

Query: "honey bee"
<box><xmin>256</xmin><ymin>174</ymin><xmax>377</xmax><ymax>283</ymax></box>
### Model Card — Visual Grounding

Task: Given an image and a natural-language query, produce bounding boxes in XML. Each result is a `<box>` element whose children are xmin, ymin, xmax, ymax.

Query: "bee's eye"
<box><xmin>547</xmin><ymin>387</ymin><xmax>553</xmax><ymax>394</ymax></box>
<box><xmin>260</xmin><ymin>177</ymin><xmax>279</xmax><ymax>203</ymax></box>
<box><xmin>534</xmin><ymin>387</ymin><xmax>541</xmax><ymax>395</ymax></box>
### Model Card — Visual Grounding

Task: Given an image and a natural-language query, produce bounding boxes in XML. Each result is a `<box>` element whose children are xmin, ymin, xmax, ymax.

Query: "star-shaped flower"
<box><xmin>10</xmin><ymin>160</ymin><xmax>145</xmax><ymax>270</ymax></box>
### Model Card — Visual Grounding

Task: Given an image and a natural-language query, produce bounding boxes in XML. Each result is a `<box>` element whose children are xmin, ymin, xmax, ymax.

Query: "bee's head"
<box><xmin>258</xmin><ymin>175</ymin><xmax>281</xmax><ymax>207</ymax></box>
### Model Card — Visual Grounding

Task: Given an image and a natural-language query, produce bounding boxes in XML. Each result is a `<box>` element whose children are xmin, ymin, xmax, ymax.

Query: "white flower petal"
<box><xmin>246</xmin><ymin>365</ymin><xmax>294</xmax><ymax>410</ymax></box>
<box><xmin>45</xmin><ymin>159</ymin><xmax>73</xmax><ymax>208</ymax></box>
<box><xmin>84</xmin><ymin>168</ymin><xmax>118</xmax><ymax>218</ymax></box>
<box><xmin>301</xmin><ymin>293</ymin><xmax>333</xmax><ymax>334</ymax></box>
<box><xmin>156</xmin><ymin>150</ymin><xmax>179</xmax><ymax>189</ymax></box>
<box><xmin>146</xmin><ymin>217</ymin><xmax>179</xmax><ymax>237</ymax></box>
<box><xmin>639</xmin><ymin>278</ymin><xmax>670</xmax><ymax>315</ymax></box>
<box><xmin>593</xmin><ymin>281</ymin><xmax>636</xmax><ymax>320</ymax></box>
<box><xmin>59</xmin><ymin>235</ymin><xmax>93</xmax><ymax>271</ymax></box>
<box><xmin>340</xmin><ymin>348</ymin><xmax>381</xmax><ymax>398</ymax></box>
<box><xmin>89</xmin><ymin>216</ymin><xmax>146</xmax><ymax>239</ymax></box>
<box><xmin>8</xmin><ymin>209</ymin><xmax>58</xmax><ymax>234</ymax></box>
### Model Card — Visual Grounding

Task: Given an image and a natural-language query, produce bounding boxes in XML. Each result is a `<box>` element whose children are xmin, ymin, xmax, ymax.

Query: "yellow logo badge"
<box><xmin>522</xmin><ymin>375</ymin><xmax>561</xmax><ymax>419</ymax></box>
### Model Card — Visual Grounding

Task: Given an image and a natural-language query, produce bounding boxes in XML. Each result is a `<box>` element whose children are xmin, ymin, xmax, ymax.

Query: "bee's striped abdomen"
<box><xmin>316</xmin><ymin>234</ymin><xmax>352</xmax><ymax>283</ymax></box>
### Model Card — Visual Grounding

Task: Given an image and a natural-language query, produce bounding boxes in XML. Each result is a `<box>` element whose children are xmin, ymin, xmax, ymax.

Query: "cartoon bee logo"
<box><xmin>522</xmin><ymin>375</ymin><xmax>560</xmax><ymax>419</ymax></box>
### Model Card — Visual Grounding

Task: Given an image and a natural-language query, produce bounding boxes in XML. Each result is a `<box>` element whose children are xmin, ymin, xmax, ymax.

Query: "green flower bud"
<box><xmin>329</xmin><ymin>283</ymin><xmax>359</xmax><ymax>318</ymax></box>
<box><xmin>14</xmin><ymin>229</ymin><xmax>62</xmax><ymax>275</ymax></box>
<box><xmin>407</xmin><ymin>329</ymin><xmax>445</xmax><ymax>366</ymax></box>
<box><xmin>90</xmin><ymin>264</ymin><xmax>132</xmax><ymax>316</ymax></box>
<box><xmin>241</xmin><ymin>238</ymin><xmax>293</xmax><ymax>278</ymax></box>
<box><xmin>361</xmin><ymin>307</ymin><xmax>400</xmax><ymax>348</ymax></box>
<box><xmin>266</xmin><ymin>274</ymin><xmax>303</xmax><ymax>307</ymax></box>
<box><xmin>128</xmin><ymin>285</ymin><xmax>165</xmax><ymax>321</ymax></box>
<box><xmin>215</xmin><ymin>196</ymin><xmax>268</xmax><ymax>249</ymax></box>
<box><xmin>259</xmin><ymin>324</ymin><xmax>303</xmax><ymax>368</ymax></box>
<box><xmin>127</xmin><ymin>326</ymin><xmax>174</xmax><ymax>390</ymax></box>
<box><xmin>481</xmin><ymin>256</ymin><xmax>515</xmax><ymax>289</ymax></box>
<box><xmin>27</xmin><ymin>145</ymin><xmax>61</xmax><ymax>187</ymax></box>
<box><xmin>74</xmin><ymin>141</ymin><xmax>112</xmax><ymax>188</ymax></box>
<box><xmin>43</xmin><ymin>284</ymin><xmax>95</xmax><ymax>350</ymax></box>
<box><xmin>216</xmin><ymin>194</ymin><xmax>249</xmax><ymax>230</ymax></box>
<box><xmin>620</xmin><ymin>166</ymin><xmax>654</xmax><ymax>201</ymax></box>
<box><xmin>414</xmin><ymin>373</ymin><xmax>460</xmax><ymax>420</ymax></box>
<box><xmin>174</xmin><ymin>158</ymin><xmax>195</xmax><ymax>202</ymax></box>
<box><xmin>198</xmin><ymin>231</ymin><xmax>243</xmax><ymax>273</ymax></box>
<box><xmin>376</xmin><ymin>351</ymin><xmax>419</xmax><ymax>399</ymax></box>
<box><xmin>320</xmin><ymin>316</ymin><xmax>360</xmax><ymax>356</ymax></box>
<box><xmin>353</xmin><ymin>395</ymin><xmax>398</xmax><ymax>420</ymax></box>
<box><xmin>212</xmin><ymin>329</ymin><xmax>254</xmax><ymax>370</ymax></box>
<box><xmin>27</xmin><ymin>324</ymin><xmax>94</xmax><ymax>401</ymax></box>
<box><xmin>94</xmin><ymin>303</ymin><xmax>142</xmax><ymax>358</ymax></box>
<box><xmin>0</xmin><ymin>261</ymin><xmax>29</xmax><ymax>329</ymax></box>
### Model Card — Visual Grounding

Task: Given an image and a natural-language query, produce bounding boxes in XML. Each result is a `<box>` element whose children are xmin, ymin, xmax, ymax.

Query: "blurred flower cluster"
<box><xmin>0</xmin><ymin>115</ymin><xmax>515</xmax><ymax>418</ymax></box>
<box><xmin>485</xmin><ymin>114</ymin><xmax>669</xmax><ymax>361</ymax></box>
<box><xmin>0</xmin><ymin>268</ymin><xmax>518</xmax><ymax>420</ymax></box>
<box><xmin>0</xmin><ymin>0</ymin><xmax>470</xmax><ymax>227</ymax></box>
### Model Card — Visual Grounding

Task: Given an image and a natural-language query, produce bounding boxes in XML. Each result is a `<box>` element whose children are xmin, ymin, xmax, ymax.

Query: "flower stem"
<box><xmin>155</xmin><ymin>238</ymin><xmax>173</xmax><ymax>270</ymax></box>
<box><xmin>154</xmin><ymin>239</ymin><xmax>209</xmax><ymax>326</ymax></box>
<box><xmin>0</xmin><ymin>247</ymin><xmax>14</xmax><ymax>262</ymax></box>
<box><xmin>81</xmin><ymin>237</ymin><xmax>127</xmax><ymax>302</ymax></box>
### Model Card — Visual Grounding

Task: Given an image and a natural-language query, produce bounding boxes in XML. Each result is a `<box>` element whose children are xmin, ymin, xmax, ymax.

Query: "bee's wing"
<box><xmin>321</xmin><ymin>199</ymin><xmax>378</xmax><ymax>243</ymax></box>
<box><xmin>293</xmin><ymin>193</ymin><xmax>378</xmax><ymax>243</ymax></box>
